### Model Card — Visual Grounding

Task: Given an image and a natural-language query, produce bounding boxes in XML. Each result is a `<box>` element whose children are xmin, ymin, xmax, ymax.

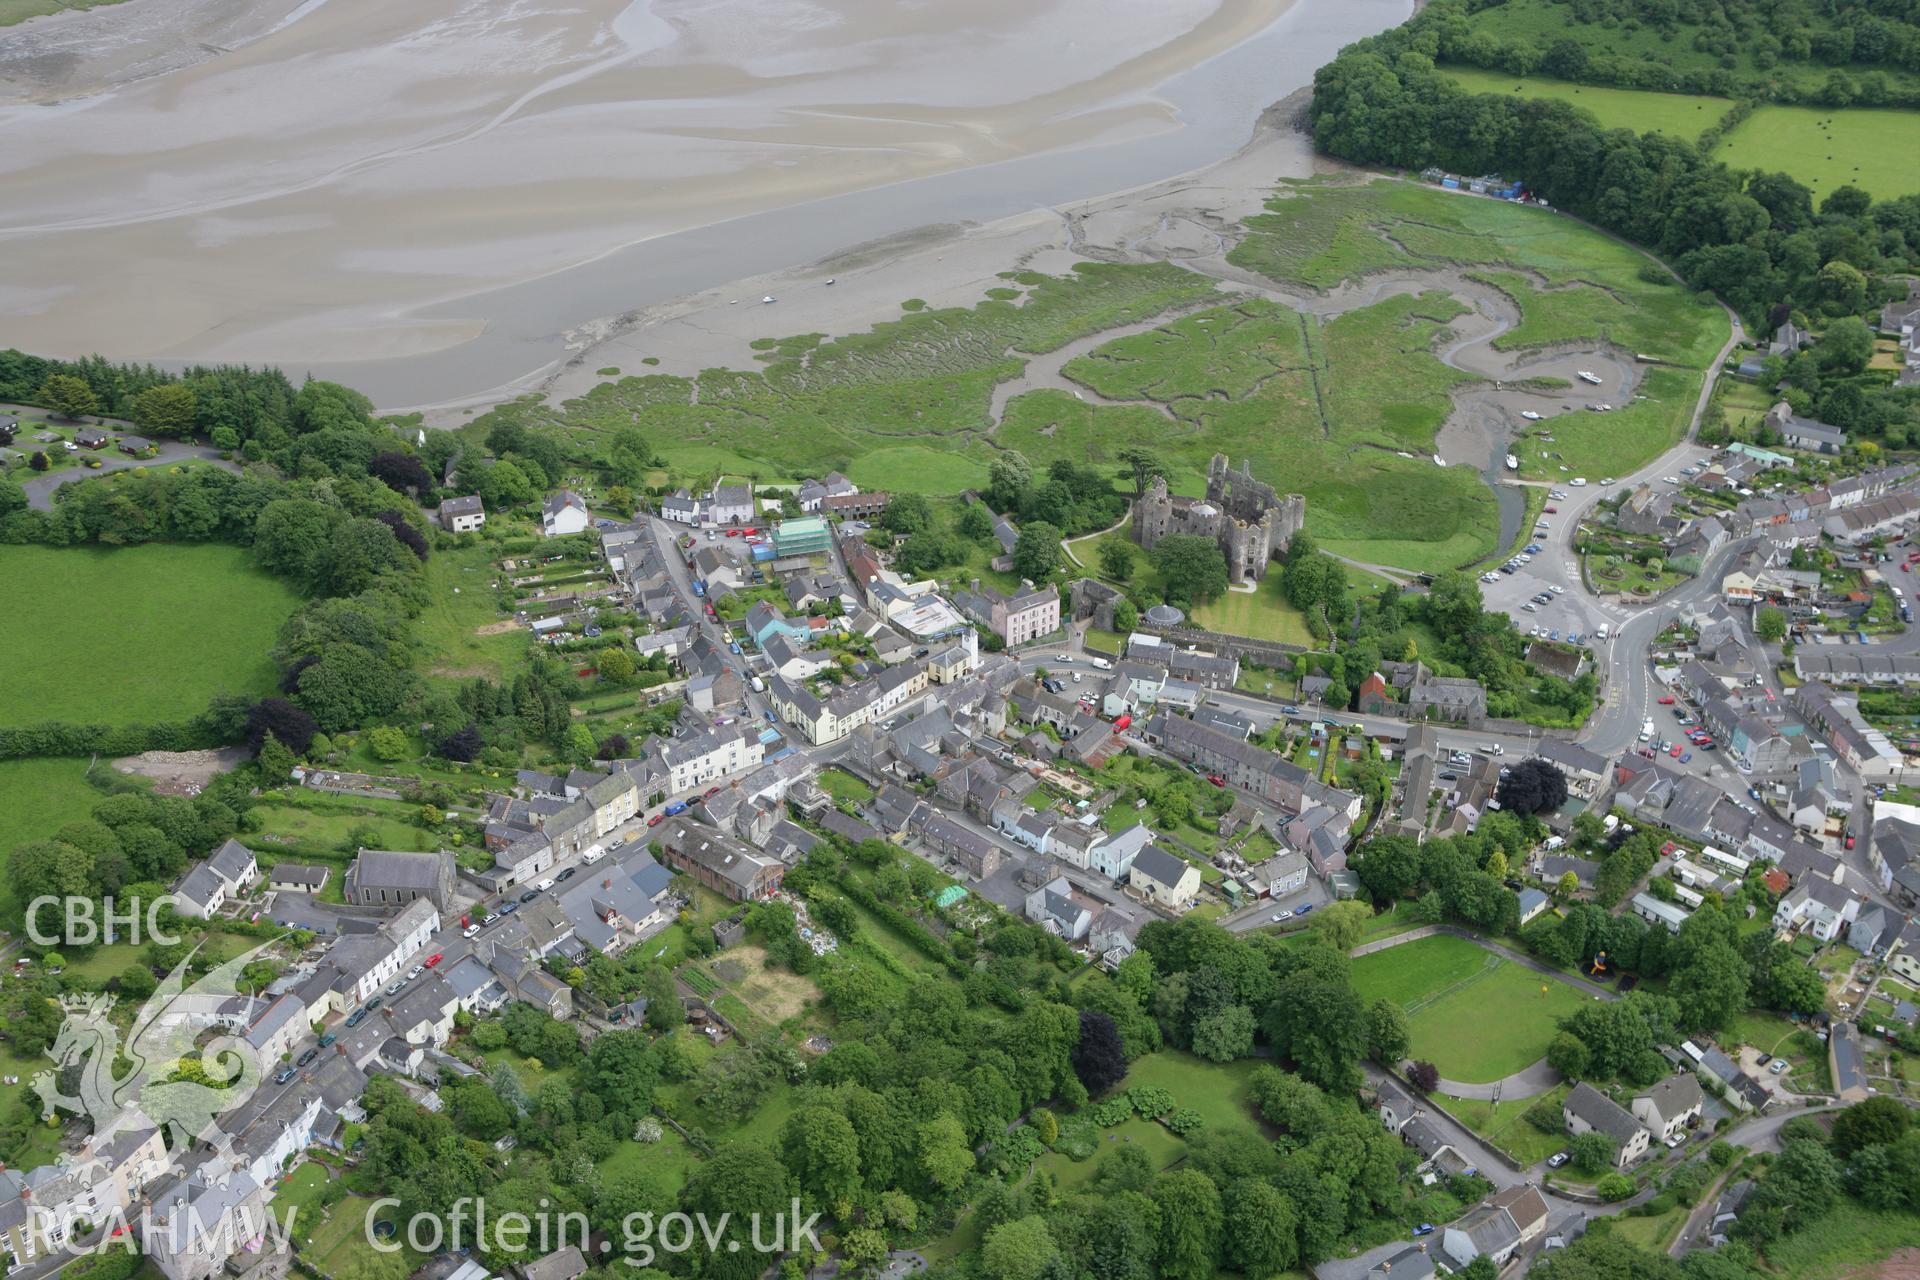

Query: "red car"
<box><xmin>1668</xmin><ymin>744</ymin><xmax>1683</xmax><ymax>758</ymax></box>
<box><xmin>1904</xmin><ymin>563</ymin><xmax>1911</xmax><ymax>573</ymax></box>
<box><xmin>704</xmin><ymin>785</ymin><xmax>722</xmax><ymax>798</ymax></box>
<box><xmin>1657</xmin><ymin>695</ymin><xmax>1675</xmax><ymax>705</ymax></box>
<box><xmin>647</xmin><ymin>813</ymin><xmax>665</xmax><ymax>827</ymax></box>
<box><xmin>1206</xmin><ymin>773</ymin><xmax>1226</xmax><ymax>788</ymax></box>
<box><xmin>1846</xmin><ymin>834</ymin><xmax>1856</xmax><ymax>849</ymax></box>
<box><xmin>1545</xmin><ymin>506</ymin><xmax>1558</xmax><ymax>514</ymax></box>
<box><xmin>725</xmin><ymin>529</ymin><xmax>742</xmax><ymax>537</ymax></box>
<box><xmin>425</xmin><ymin>953</ymin><xmax>443</xmax><ymax>968</ymax></box>
<box><xmin>742</xmin><ymin>528</ymin><xmax>760</xmax><ymax>535</ymax></box>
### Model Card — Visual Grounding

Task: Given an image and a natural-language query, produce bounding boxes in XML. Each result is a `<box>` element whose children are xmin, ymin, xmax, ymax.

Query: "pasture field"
<box><xmin>1351</xmin><ymin>935</ymin><xmax>1591</xmax><ymax>1082</ymax></box>
<box><xmin>0</xmin><ymin>543</ymin><xmax>297</xmax><ymax>726</ymax></box>
<box><xmin>1714</xmin><ymin>106</ymin><xmax>1920</xmax><ymax>202</ymax></box>
<box><xmin>1438</xmin><ymin>67</ymin><xmax>1731</xmax><ymax>138</ymax></box>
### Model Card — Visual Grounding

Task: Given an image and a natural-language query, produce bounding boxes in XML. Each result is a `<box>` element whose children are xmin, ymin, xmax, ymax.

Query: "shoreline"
<box><xmin>406</xmin><ymin>86</ymin><xmax>1330</xmax><ymax>424</ymax></box>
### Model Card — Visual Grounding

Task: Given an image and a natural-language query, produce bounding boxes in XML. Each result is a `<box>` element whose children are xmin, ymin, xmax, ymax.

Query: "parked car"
<box><xmin>500</xmin><ymin>901</ymin><xmax>520</xmax><ymax>915</ymax></box>
<box><xmin>1658</xmin><ymin>695</ymin><xmax>1675</xmax><ymax>705</ymax></box>
<box><xmin>297</xmin><ymin>1048</ymin><xmax>318</xmax><ymax>1068</ymax></box>
<box><xmin>557</xmin><ymin>867</ymin><xmax>578</xmax><ymax>882</ymax></box>
<box><xmin>1547</xmin><ymin>1151</ymin><xmax>1571</xmax><ymax>1169</ymax></box>
<box><xmin>1206</xmin><ymin>774</ymin><xmax>1226</xmax><ymax>787</ymax></box>
<box><xmin>518</xmin><ymin>889</ymin><xmax>540</xmax><ymax>904</ymax></box>
<box><xmin>1412</xmin><ymin>1224</ymin><xmax>1435</xmax><ymax>1238</ymax></box>
<box><xmin>426</xmin><ymin>953</ymin><xmax>443</xmax><ymax>968</ymax></box>
<box><xmin>276</xmin><ymin>1067</ymin><xmax>298</xmax><ymax>1085</ymax></box>
<box><xmin>1293</xmin><ymin>903</ymin><xmax>1313</xmax><ymax>916</ymax></box>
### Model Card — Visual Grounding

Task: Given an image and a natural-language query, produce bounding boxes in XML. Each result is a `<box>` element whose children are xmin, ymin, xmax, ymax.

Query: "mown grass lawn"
<box><xmin>1351</xmin><ymin>935</ymin><xmax>1592</xmax><ymax>1082</ymax></box>
<box><xmin>817</xmin><ymin>767</ymin><xmax>875</xmax><ymax>805</ymax></box>
<box><xmin>0</xmin><ymin>543</ymin><xmax>296</xmax><ymax>726</ymax></box>
<box><xmin>1193</xmin><ymin>576</ymin><xmax>1317</xmax><ymax>646</ymax></box>
<box><xmin>1116</xmin><ymin>1051</ymin><xmax>1270</xmax><ymax>1131</ymax></box>
<box><xmin>1715</xmin><ymin>106</ymin><xmax>1920</xmax><ymax>202</ymax></box>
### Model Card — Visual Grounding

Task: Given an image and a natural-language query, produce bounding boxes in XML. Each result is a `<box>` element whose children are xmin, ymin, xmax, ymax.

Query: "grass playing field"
<box><xmin>1439</xmin><ymin>67</ymin><xmax>1731</xmax><ymax>139</ymax></box>
<box><xmin>1351</xmin><ymin>935</ymin><xmax>1592</xmax><ymax>1083</ymax></box>
<box><xmin>1714</xmin><ymin>106</ymin><xmax>1920</xmax><ymax>202</ymax></box>
<box><xmin>0</xmin><ymin>543</ymin><xmax>297</xmax><ymax>727</ymax></box>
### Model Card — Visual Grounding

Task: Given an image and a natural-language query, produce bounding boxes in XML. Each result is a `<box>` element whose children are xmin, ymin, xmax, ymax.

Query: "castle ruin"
<box><xmin>1133</xmin><ymin>455</ymin><xmax>1305</xmax><ymax>585</ymax></box>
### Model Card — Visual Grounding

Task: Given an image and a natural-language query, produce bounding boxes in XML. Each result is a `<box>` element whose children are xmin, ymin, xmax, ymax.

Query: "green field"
<box><xmin>1351</xmin><ymin>935</ymin><xmax>1593</xmax><ymax>1082</ymax></box>
<box><xmin>1440</xmin><ymin>67</ymin><xmax>1731</xmax><ymax>138</ymax></box>
<box><xmin>0</xmin><ymin>543</ymin><xmax>297</xmax><ymax>726</ymax></box>
<box><xmin>1715</xmin><ymin>106</ymin><xmax>1920</xmax><ymax>202</ymax></box>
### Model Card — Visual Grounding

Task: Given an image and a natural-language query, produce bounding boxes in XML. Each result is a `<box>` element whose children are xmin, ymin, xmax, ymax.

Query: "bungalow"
<box><xmin>1516</xmin><ymin>887</ymin><xmax>1551</xmax><ymax>925</ymax></box>
<box><xmin>1562</xmin><ymin>1081</ymin><xmax>1651</xmax><ymax>1168</ymax></box>
<box><xmin>117</xmin><ymin>434</ymin><xmax>153</xmax><ymax>456</ymax></box>
<box><xmin>74</xmin><ymin>427</ymin><xmax>109</xmax><ymax>449</ymax></box>
<box><xmin>266</xmin><ymin>863</ymin><xmax>331</xmax><ymax>894</ymax></box>
<box><xmin>1631</xmin><ymin>891</ymin><xmax>1691</xmax><ymax>933</ymax></box>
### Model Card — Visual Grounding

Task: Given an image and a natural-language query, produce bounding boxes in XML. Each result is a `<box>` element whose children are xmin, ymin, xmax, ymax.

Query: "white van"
<box><xmin>582</xmin><ymin>847</ymin><xmax>605</xmax><ymax>866</ymax></box>
<box><xmin>1089</xmin><ymin>657</ymin><xmax>1114</xmax><ymax>671</ymax></box>
<box><xmin>1596</xmin><ymin>623</ymin><xmax>1611</xmax><ymax>640</ymax></box>
<box><xmin>535</xmin><ymin>877</ymin><xmax>555</xmax><ymax>892</ymax></box>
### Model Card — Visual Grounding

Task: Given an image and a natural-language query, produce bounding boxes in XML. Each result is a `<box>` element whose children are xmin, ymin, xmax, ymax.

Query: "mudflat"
<box><xmin>0</xmin><ymin>0</ymin><xmax>1300</xmax><ymax>369</ymax></box>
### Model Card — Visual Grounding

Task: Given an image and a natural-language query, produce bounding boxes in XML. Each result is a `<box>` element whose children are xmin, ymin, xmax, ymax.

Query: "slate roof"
<box><xmin>1565</xmin><ymin>1081</ymin><xmax>1647</xmax><ymax>1145</ymax></box>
